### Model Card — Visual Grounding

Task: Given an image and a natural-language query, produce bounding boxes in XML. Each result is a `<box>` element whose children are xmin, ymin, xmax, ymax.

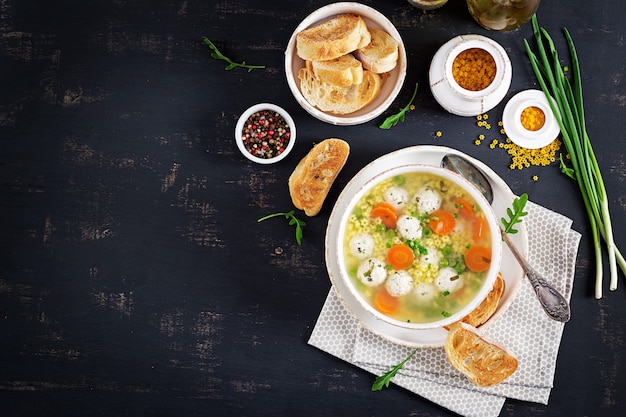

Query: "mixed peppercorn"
<box><xmin>241</xmin><ymin>110</ymin><xmax>291</xmax><ymax>159</ymax></box>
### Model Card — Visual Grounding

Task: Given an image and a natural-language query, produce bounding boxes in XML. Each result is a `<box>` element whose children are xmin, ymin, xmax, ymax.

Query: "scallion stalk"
<box><xmin>524</xmin><ymin>15</ymin><xmax>625</xmax><ymax>298</ymax></box>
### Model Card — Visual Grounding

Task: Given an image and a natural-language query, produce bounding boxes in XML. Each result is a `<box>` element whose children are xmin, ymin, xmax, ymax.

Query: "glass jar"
<box><xmin>466</xmin><ymin>0</ymin><xmax>540</xmax><ymax>31</ymax></box>
<box><xmin>407</xmin><ymin>0</ymin><xmax>448</xmax><ymax>10</ymax></box>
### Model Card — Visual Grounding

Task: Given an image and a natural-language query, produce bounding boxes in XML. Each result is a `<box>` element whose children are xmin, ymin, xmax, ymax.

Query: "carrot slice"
<box><xmin>472</xmin><ymin>217</ymin><xmax>487</xmax><ymax>242</ymax></box>
<box><xmin>387</xmin><ymin>244</ymin><xmax>415</xmax><ymax>270</ymax></box>
<box><xmin>370</xmin><ymin>202</ymin><xmax>398</xmax><ymax>229</ymax></box>
<box><xmin>455</xmin><ymin>198</ymin><xmax>475</xmax><ymax>221</ymax></box>
<box><xmin>465</xmin><ymin>245</ymin><xmax>492</xmax><ymax>272</ymax></box>
<box><xmin>429</xmin><ymin>209</ymin><xmax>456</xmax><ymax>235</ymax></box>
<box><xmin>374</xmin><ymin>288</ymin><xmax>399</xmax><ymax>314</ymax></box>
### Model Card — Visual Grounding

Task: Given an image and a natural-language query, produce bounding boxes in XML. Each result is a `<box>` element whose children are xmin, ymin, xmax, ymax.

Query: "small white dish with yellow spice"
<box><xmin>284</xmin><ymin>2</ymin><xmax>407</xmax><ymax>125</ymax></box>
<box><xmin>325</xmin><ymin>145</ymin><xmax>528</xmax><ymax>347</ymax></box>
<box><xmin>502</xmin><ymin>89</ymin><xmax>561</xmax><ymax>149</ymax></box>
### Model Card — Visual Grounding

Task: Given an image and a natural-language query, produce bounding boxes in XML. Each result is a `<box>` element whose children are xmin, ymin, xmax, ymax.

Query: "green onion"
<box><xmin>525</xmin><ymin>15</ymin><xmax>626</xmax><ymax>298</ymax></box>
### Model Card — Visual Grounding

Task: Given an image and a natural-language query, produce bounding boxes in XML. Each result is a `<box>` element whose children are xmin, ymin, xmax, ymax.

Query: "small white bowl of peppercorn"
<box><xmin>235</xmin><ymin>103</ymin><xmax>296</xmax><ymax>164</ymax></box>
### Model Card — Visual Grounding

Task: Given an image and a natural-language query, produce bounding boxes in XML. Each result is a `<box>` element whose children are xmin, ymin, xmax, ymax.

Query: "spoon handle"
<box><xmin>500</xmin><ymin>228</ymin><xmax>571</xmax><ymax>323</ymax></box>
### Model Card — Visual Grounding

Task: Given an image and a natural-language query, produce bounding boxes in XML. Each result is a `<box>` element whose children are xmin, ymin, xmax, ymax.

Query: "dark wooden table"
<box><xmin>1</xmin><ymin>1</ymin><xmax>625</xmax><ymax>416</ymax></box>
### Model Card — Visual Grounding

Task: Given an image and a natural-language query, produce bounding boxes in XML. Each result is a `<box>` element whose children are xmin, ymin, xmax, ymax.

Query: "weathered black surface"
<box><xmin>1</xmin><ymin>1</ymin><xmax>625</xmax><ymax>416</ymax></box>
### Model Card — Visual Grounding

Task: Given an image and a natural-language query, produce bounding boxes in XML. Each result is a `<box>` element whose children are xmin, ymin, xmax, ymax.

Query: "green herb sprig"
<box><xmin>202</xmin><ymin>37</ymin><xmax>265</xmax><ymax>72</ymax></box>
<box><xmin>371</xmin><ymin>349</ymin><xmax>417</xmax><ymax>391</ymax></box>
<box><xmin>501</xmin><ymin>193</ymin><xmax>528</xmax><ymax>234</ymax></box>
<box><xmin>379</xmin><ymin>83</ymin><xmax>419</xmax><ymax>129</ymax></box>
<box><xmin>525</xmin><ymin>16</ymin><xmax>625</xmax><ymax>297</ymax></box>
<box><xmin>406</xmin><ymin>239</ymin><xmax>427</xmax><ymax>256</ymax></box>
<box><xmin>258</xmin><ymin>210</ymin><xmax>306</xmax><ymax>245</ymax></box>
<box><xmin>558</xmin><ymin>153</ymin><xmax>576</xmax><ymax>180</ymax></box>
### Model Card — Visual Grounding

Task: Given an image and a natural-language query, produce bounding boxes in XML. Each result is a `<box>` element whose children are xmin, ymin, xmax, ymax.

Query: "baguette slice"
<box><xmin>298</xmin><ymin>67</ymin><xmax>382</xmax><ymax>114</ymax></box>
<box><xmin>307</xmin><ymin>54</ymin><xmax>364</xmax><ymax>87</ymax></box>
<box><xmin>288</xmin><ymin>138</ymin><xmax>350</xmax><ymax>217</ymax></box>
<box><xmin>461</xmin><ymin>272</ymin><xmax>505</xmax><ymax>327</ymax></box>
<box><xmin>445</xmin><ymin>322</ymin><xmax>518</xmax><ymax>387</ymax></box>
<box><xmin>444</xmin><ymin>272</ymin><xmax>505</xmax><ymax>331</ymax></box>
<box><xmin>354</xmin><ymin>29</ymin><xmax>399</xmax><ymax>74</ymax></box>
<box><xmin>296</xmin><ymin>14</ymin><xmax>371</xmax><ymax>61</ymax></box>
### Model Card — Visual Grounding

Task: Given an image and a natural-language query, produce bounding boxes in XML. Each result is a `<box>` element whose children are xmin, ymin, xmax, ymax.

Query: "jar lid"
<box><xmin>502</xmin><ymin>90</ymin><xmax>560</xmax><ymax>149</ymax></box>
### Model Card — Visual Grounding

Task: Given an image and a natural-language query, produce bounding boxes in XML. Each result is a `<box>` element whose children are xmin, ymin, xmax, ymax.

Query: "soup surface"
<box><xmin>342</xmin><ymin>171</ymin><xmax>493</xmax><ymax>323</ymax></box>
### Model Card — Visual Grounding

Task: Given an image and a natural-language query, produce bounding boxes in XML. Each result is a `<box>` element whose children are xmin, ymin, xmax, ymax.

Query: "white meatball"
<box><xmin>413</xmin><ymin>283</ymin><xmax>436</xmax><ymax>302</ymax></box>
<box><xmin>413</xmin><ymin>187</ymin><xmax>442</xmax><ymax>214</ymax></box>
<box><xmin>435</xmin><ymin>267</ymin><xmax>463</xmax><ymax>293</ymax></box>
<box><xmin>396</xmin><ymin>215</ymin><xmax>422</xmax><ymax>240</ymax></box>
<box><xmin>349</xmin><ymin>233</ymin><xmax>375</xmax><ymax>259</ymax></box>
<box><xmin>385</xmin><ymin>270</ymin><xmax>414</xmax><ymax>297</ymax></box>
<box><xmin>420</xmin><ymin>246</ymin><xmax>439</xmax><ymax>267</ymax></box>
<box><xmin>384</xmin><ymin>186</ymin><xmax>409</xmax><ymax>209</ymax></box>
<box><xmin>356</xmin><ymin>258</ymin><xmax>387</xmax><ymax>286</ymax></box>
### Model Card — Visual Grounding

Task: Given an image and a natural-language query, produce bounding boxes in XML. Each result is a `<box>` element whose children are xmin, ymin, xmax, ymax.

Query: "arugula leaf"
<box><xmin>258</xmin><ymin>210</ymin><xmax>306</xmax><ymax>245</ymax></box>
<box><xmin>371</xmin><ymin>349</ymin><xmax>417</xmax><ymax>391</ymax></box>
<box><xmin>379</xmin><ymin>83</ymin><xmax>419</xmax><ymax>129</ymax></box>
<box><xmin>501</xmin><ymin>193</ymin><xmax>529</xmax><ymax>234</ymax></box>
<box><xmin>559</xmin><ymin>154</ymin><xmax>576</xmax><ymax>180</ymax></box>
<box><xmin>202</xmin><ymin>37</ymin><xmax>265</xmax><ymax>72</ymax></box>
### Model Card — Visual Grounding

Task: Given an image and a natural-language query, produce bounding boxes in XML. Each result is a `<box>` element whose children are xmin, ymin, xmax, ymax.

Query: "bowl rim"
<box><xmin>284</xmin><ymin>2</ymin><xmax>407</xmax><ymax>126</ymax></box>
<box><xmin>332</xmin><ymin>163</ymin><xmax>503</xmax><ymax>330</ymax></box>
<box><xmin>234</xmin><ymin>103</ymin><xmax>296</xmax><ymax>164</ymax></box>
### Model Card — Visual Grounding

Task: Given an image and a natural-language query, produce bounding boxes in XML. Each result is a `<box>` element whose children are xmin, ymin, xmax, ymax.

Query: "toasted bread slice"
<box><xmin>288</xmin><ymin>138</ymin><xmax>350</xmax><ymax>217</ymax></box>
<box><xmin>307</xmin><ymin>54</ymin><xmax>364</xmax><ymax>87</ymax></box>
<box><xmin>461</xmin><ymin>272</ymin><xmax>505</xmax><ymax>327</ymax></box>
<box><xmin>445</xmin><ymin>322</ymin><xmax>518</xmax><ymax>387</ymax></box>
<box><xmin>296</xmin><ymin>14</ymin><xmax>371</xmax><ymax>61</ymax></box>
<box><xmin>354</xmin><ymin>29</ymin><xmax>399</xmax><ymax>73</ymax></box>
<box><xmin>298</xmin><ymin>67</ymin><xmax>382</xmax><ymax>114</ymax></box>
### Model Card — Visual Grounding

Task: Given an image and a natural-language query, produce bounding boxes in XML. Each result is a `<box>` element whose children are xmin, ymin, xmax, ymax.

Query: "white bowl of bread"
<box><xmin>285</xmin><ymin>3</ymin><xmax>407</xmax><ymax>125</ymax></box>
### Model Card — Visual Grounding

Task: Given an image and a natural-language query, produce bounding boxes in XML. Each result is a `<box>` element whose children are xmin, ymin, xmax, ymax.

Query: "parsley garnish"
<box><xmin>202</xmin><ymin>37</ymin><xmax>265</xmax><ymax>72</ymax></box>
<box><xmin>405</xmin><ymin>239</ymin><xmax>427</xmax><ymax>256</ymax></box>
<box><xmin>378</xmin><ymin>83</ymin><xmax>419</xmax><ymax>129</ymax></box>
<box><xmin>501</xmin><ymin>193</ymin><xmax>529</xmax><ymax>234</ymax></box>
<box><xmin>559</xmin><ymin>154</ymin><xmax>576</xmax><ymax>180</ymax></box>
<box><xmin>371</xmin><ymin>349</ymin><xmax>417</xmax><ymax>391</ymax></box>
<box><xmin>258</xmin><ymin>210</ymin><xmax>306</xmax><ymax>245</ymax></box>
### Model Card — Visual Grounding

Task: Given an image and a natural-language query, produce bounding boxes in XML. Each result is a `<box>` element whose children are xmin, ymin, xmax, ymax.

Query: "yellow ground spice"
<box><xmin>452</xmin><ymin>48</ymin><xmax>497</xmax><ymax>91</ymax></box>
<box><xmin>520</xmin><ymin>106</ymin><xmax>546</xmax><ymax>131</ymax></box>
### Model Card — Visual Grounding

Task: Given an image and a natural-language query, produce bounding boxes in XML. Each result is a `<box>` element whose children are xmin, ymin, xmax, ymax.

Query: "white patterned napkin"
<box><xmin>309</xmin><ymin>201</ymin><xmax>581</xmax><ymax>417</ymax></box>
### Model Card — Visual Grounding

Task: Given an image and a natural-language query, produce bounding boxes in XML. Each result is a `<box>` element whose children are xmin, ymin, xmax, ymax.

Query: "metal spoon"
<box><xmin>441</xmin><ymin>154</ymin><xmax>571</xmax><ymax>323</ymax></box>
